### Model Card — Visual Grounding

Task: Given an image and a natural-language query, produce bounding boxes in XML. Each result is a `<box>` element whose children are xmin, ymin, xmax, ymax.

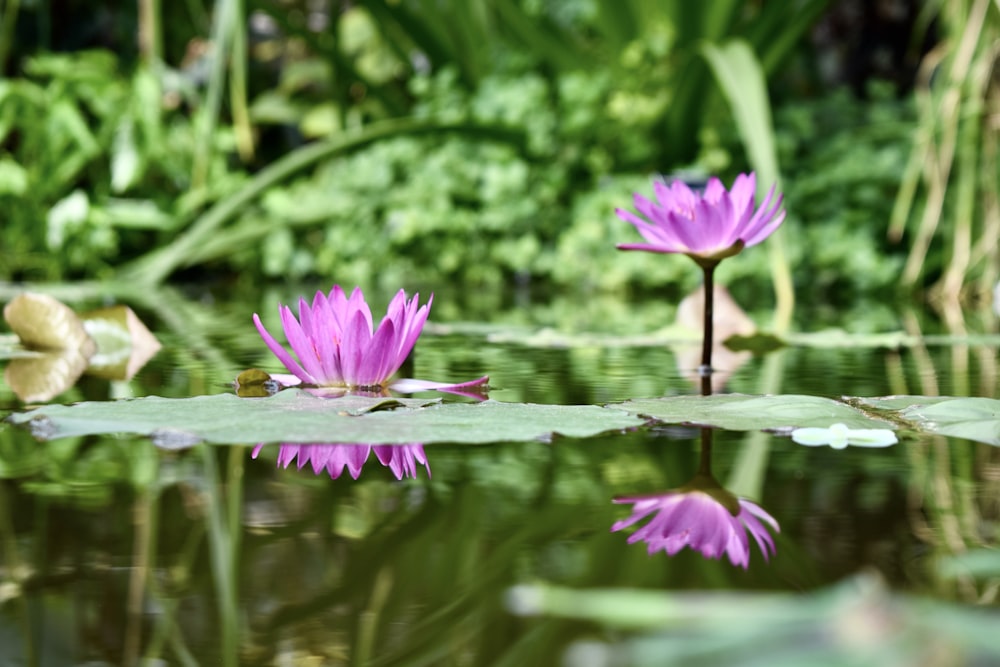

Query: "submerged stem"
<box><xmin>698</xmin><ymin>427</ymin><xmax>713</xmax><ymax>476</ymax></box>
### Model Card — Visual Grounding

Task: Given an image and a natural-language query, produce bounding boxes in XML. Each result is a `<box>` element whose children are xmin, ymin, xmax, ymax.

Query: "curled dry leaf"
<box><xmin>3</xmin><ymin>292</ymin><xmax>96</xmax><ymax>355</ymax></box>
<box><xmin>81</xmin><ymin>305</ymin><xmax>162</xmax><ymax>381</ymax></box>
<box><xmin>4</xmin><ymin>349</ymin><xmax>91</xmax><ymax>403</ymax></box>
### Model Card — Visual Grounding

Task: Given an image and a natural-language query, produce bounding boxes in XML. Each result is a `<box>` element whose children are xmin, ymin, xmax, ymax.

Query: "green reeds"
<box><xmin>889</xmin><ymin>0</ymin><xmax>1000</xmax><ymax>301</ymax></box>
<box><xmin>0</xmin><ymin>0</ymin><xmax>21</xmax><ymax>72</ymax></box>
<box><xmin>201</xmin><ymin>444</ymin><xmax>244</xmax><ymax>667</ymax></box>
<box><xmin>192</xmin><ymin>0</ymin><xmax>253</xmax><ymax>191</ymax></box>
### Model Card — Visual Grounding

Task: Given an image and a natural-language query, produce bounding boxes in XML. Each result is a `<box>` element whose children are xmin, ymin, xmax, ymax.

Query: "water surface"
<box><xmin>0</xmin><ymin>287</ymin><xmax>997</xmax><ymax>665</ymax></box>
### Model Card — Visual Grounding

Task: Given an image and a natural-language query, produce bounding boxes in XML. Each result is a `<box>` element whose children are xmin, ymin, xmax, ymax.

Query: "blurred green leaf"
<box><xmin>0</xmin><ymin>156</ymin><xmax>27</xmax><ymax>195</ymax></box>
<box><xmin>45</xmin><ymin>190</ymin><xmax>90</xmax><ymax>250</ymax></box>
<box><xmin>937</xmin><ymin>548</ymin><xmax>1000</xmax><ymax>580</ymax></box>
<box><xmin>110</xmin><ymin>114</ymin><xmax>140</xmax><ymax>192</ymax></box>
<box><xmin>97</xmin><ymin>198</ymin><xmax>175</xmax><ymax>230</ymax></box>
<box><xmin>508</xmin><ymin>573</ymin><xmax>1000</xmax><ymax>665</ymax></box>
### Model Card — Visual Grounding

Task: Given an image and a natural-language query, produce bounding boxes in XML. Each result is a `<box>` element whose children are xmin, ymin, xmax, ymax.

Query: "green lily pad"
<box><xmin>896</xmin><ymin>397</ymin><xmax>1000</xmax><ymax>446</ymax></box>
<box><xmin>617</xmin><ymin>394</ymin><xmax>891</xmax><ymax>431</ymax></box>
<box><xmin>4</xmin><ymin>391</ymin><xmax>645</xmax><ymax>446</ymax></box>
<box><xmin>853</xmin><ymin>396</ymin><xmax>954</xmax><ymax>412</ymax></box>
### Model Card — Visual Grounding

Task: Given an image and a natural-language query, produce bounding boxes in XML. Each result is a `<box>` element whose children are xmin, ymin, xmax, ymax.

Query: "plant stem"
<box><xmin>698</xmin><ymin>427</ymin><xmax>713</xmax><ymax>476</ymax></box>
<box><xmin>700</xmin><ymin>262</ymin><xmax>716</xmax><ymax>396</ymax></box>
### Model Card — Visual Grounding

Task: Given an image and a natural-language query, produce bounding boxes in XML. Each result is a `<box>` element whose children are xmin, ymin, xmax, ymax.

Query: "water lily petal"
<box><xmin>279</xmin><ymin>305</ymin><xmax>327</xmax><ymax>383</ymax></box>
<box><xmin>389</xmin><ymin>374</ymin><xmax>490</xmax><ymax>398</ymax></box>
<box><xmin>253</xmin><ymin>313</ymin><xmax>313</xmax><ymax>385</ymax></box>
<box><xmin>616</xmin><ymin>171</ymin><xmax>784</xmax><ymax>261</ymax></box>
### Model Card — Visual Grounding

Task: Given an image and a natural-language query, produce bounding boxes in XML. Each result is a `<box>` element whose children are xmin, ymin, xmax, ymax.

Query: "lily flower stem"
<box><xmin>698</xmin><ymin>427</ymin><xmax>713</xmax><ymax>476</ymax></box>
<box><xmin>700</xmin><ymin>263</ymin><xmax>716</xmax><ymax>397</ymax></box>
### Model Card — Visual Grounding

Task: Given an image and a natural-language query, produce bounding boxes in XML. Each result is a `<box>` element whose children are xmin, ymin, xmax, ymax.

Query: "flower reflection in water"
<box><xmin>612</xmin><ymin>476</ymin><xmax>778</xmax><ymax>568</ymax></box>
<box><xmin>251</xmin><ymin>443</ymin><xmax>430</xmax><ymax>480</ymax></box>
<box><xmin>612</xmin><ymin>429</ymin><xmax>778</xmax><ymax>569</ymax></box>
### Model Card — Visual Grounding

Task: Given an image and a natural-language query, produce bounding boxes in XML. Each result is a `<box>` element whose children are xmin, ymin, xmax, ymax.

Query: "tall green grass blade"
<box><xmin>899</xmin><ymin>0</ymin><xmax>993</xmax><ymax>293</ymax></box>
<box><xmin>0</xmin><ymin>0</ymin><xmax>20</xmax><ymax>72</ymax></box>
<box><xmin>229</xmin><ymin>0</ymin><xmax>253</xmax><ymax>162</ymax></box>
<box><xmin>701</xmin><ymin>39</ymin><xmax>793</xmax><ymax>332</ymax></box>
<box><xmin>201</xmin><ymin>447</ymin><xmax>239</xmax><ymax>667</ymax></box>
<box><xmin>493</xmin><ymin>0</ymin><xmax>590</xmax><ymax>71</ymax></box>
<box><xmin>191</xmin><ymin>0</ymin><xmax>238</xmax><ymax>191</ymax></box>
<box><xmin>887</xmin><ymin>124</ymin><xmax>927</xmax><ymax>243</ymax></box>
<box><xmin>700</xmin><ymin>0</ymin><xmax>742</xmax><ymax>41</ymax></box>
<box><xmin>748</xmin><ymin>0</ymin><xmax>830</xmax><ymax>73</ymax></box>
<box><xmin>137</xmin><ymin>0</ymin><xmax>162</xmax><ymax>65</ymax></box>
<box><xmin>701</xmin><ymin>40</ymin><xmax>777</xmax><ymax>185</ymax></box>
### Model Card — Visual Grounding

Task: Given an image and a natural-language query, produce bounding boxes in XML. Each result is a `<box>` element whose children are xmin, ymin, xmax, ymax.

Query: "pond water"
<box><xmin>0</xmin><ymin>285</ymin><xmax>998</xmax><ymax>666</ymax></box>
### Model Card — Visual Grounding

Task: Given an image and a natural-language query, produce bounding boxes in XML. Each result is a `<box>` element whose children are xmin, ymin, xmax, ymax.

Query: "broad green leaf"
<box><xmin>617</xmin><ymin>394</ymin><xmax>891</xmax><ymax>431</ymax></box>
<box><xmin>701</xmin><ymin>39</ymin><xmax>777</xmax><ymax>191</ymax></box>
<box><xmin>854</xmin><ymin>396</ymin><xmax>954</xmax><ymax>412</ymax></box>
<box><xmin>897</xmin><ymin>397</ymin><xmax>1000</xmax><ymax>446</ymax></box>
<box><xmin>99</xmin><ymin>199</ymin><xmax>175</xmax><ymax>230</ymax></box>
<box><xmin>5</xmin><ymin>391</ymin><xmax>645</xmax><ymax>445</ymax></box>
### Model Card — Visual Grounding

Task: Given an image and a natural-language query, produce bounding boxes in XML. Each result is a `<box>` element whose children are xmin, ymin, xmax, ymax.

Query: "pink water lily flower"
<box><xmin>253</xmin><ymin>285</ymin><xmax>487</xmax><ymax>394</ymax></box>
<box><xmin>251</xmin><ymin>443</ymin><xmax>430</xmax><ymax>480</ymax></box>
<box><xmin>616</xmin><ymin>172</ymin><xmax>785</xmax><ymax>263</ymax></box>
<box><xmin>612</xmin><ymin>475</ymin><xmax>778</xmax><ymax>569</ymax></box>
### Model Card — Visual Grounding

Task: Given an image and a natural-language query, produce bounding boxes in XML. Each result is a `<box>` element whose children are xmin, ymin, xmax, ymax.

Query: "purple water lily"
<box><xmin>616</xmin><ymin>172</ymin><xmax>785</xmax><ymax>263</ymax></box>
<box><xmin>251</xmin><ymin>443</ymin><xmax>430</xmax><ymax>480</ymax></box>
<box><xmin>612</xmin><ymin>474</ymin><xmax>778</xmax><ymax>569</ymax></box>
<box><xmin>253</xmin><ymin>285</ymin><xmax>487</xmax><ymax>394</ymax></box>
<box><xmin>616</xmin><ymin>172</ymin><xmax>786</xmax><ymax>395</ymax></box>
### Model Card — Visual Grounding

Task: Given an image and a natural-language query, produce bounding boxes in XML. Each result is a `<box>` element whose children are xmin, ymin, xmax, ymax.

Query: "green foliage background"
<box><xmin>2</xmin><ymin>0</ymin><xmax>991</xmax><ymax>302</ymax></box>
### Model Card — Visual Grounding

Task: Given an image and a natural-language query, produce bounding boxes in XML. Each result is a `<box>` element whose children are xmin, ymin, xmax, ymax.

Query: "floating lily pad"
<box><xmin>896</xmin><ymin>397</ymin><xmax>1000</xmax><ymax>446</ymax></box>
<box><xmin>853</xmin><ymin>396</ymin><xmax>954</xmax><ymax>412</ymax></box>
<box><xmin>617</xmin><ymin>394</ymin><xmax>891</xmax><ymax>431</ymax></box>
<box><xmin>5</xmin><ymin>391</ymin><xmax>645</xmax><ymax>446</ymax></box>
